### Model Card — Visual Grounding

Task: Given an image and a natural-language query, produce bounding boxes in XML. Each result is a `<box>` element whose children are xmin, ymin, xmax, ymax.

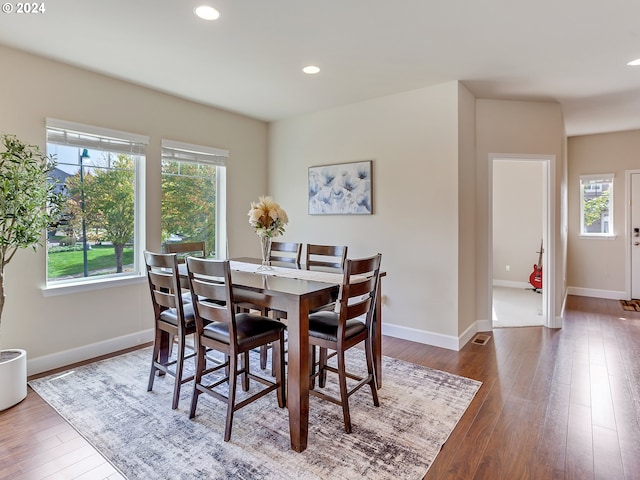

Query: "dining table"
<box><xmin>181</xmin><ymin>257</ymin><xmax>384</xmax><ymax>452</ymax></box>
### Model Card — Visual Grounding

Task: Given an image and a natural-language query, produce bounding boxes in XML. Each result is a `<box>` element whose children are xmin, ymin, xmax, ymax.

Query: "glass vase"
<box><xmin>257</xmin><ymin>235</ymin><xmax>273</xmax><ymax>272</ymax></box>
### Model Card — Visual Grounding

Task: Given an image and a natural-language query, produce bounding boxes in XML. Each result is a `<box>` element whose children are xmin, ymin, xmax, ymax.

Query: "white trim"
<box><xmin>46</xmin><ymin>117</ymin><xmax>149</xmax><ymax>145</ymax></box>
<box><xmin>27</xmin><ymin>329</ymin><xmax>154</xmax><ymax>376</ymax></box>
<box><xmin>382</xmin><ymin>323</ymin><xmax>461</xmax><ymax>351</ymax></box>
<box><xmin>216</xmin><ymin>165</ymin><xmax>228</xmax><ymax>259</ymax></box>
<box><xmin>624</xmin><ymin>169</ymin><xmax>640</xmax><ymax>300</ymax></box>
<box><xmin>579</xmin><ymin>173</ymin><xmax>614</xmax><ymax>236</ymax></box>
<box><xmin>457</xmin><ymin>322</ymin><xmax>478</xmax><ymax>349</ymax></box>
<box><xmin>578</xmin><ymin>234</ymin><xmax>617</xmax><ymax>240</ymax></box>
<box><xmin>566</xmin><ymin>286</ymin><xmax>626</xmax><ymax>300</ymax></box>
<box><xmin>580</xmin><ymin>173</ymin><xmax>615</xmax><ymax>182</ymax></box>
<box><xmin>476</xmin><ymin>319</ymin><xmax>493</xmax><ymax>332</ymax></box>
<box><xmin>488</xmin><ymin>153</ymin><xmax>557</xmax><ymax>329</ymax></box>
<box><xmin>161</xmin><ymin>139</ymin><xmax>228</xmax><ymax>158</ymax></box>
<box><xmin>42</xmin><ymin>274</ymin><xmax>146</xmax><ymax>297</ymax></box>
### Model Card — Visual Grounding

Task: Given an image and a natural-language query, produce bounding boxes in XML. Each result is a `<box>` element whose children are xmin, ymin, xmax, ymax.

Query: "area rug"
<box><xmin>29</xmin><ymin>347</ymin><xmax>481</xmax><ymax>480</ymax></box>
<box><xmin>620</xmin><ymin>299</ymin><xmax>640</xmax><ymax>311</ymax></box>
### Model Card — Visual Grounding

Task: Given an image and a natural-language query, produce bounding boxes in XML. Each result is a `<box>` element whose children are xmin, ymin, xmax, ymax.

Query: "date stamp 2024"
<box><xmin>2</xmin><ymin>2</ymin><xmax>46</xmax><ymax>14</ymax></box>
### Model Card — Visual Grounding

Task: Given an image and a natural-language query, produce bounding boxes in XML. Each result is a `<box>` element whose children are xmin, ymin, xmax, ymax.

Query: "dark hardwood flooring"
<box><xmin>1</xmin><ymin>295</ymin><xmax>639</xmax><ymax>479</ymax></box>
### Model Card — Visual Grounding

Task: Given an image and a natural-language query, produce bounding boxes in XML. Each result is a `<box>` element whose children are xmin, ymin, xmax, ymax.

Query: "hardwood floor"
<box><xmin>1</xmin><ymin>295</ymin><xmax>639</xmax><ymax>479</ymax></box>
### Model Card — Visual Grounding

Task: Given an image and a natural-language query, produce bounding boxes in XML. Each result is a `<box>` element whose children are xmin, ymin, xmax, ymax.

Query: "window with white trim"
<box><xmin>161</xmin><ymin>140</ymin><xmax>227</xmax><ymax>258</ymax></box>
<box><xmin>45</xmin><ymin>119</ymin><xmax>147</xmax><ymax>285</ymax></box>
<box><xmin>580</xmin><ymin>174</ymin><xmax>614</xmax><ymax>236</ymax></box>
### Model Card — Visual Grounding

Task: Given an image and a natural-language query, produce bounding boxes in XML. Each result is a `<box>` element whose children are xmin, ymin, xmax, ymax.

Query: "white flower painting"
<box><xmin>308</xmin><ymin>160</ymin><xmax>372</xmax><ymax>215</ymax></box>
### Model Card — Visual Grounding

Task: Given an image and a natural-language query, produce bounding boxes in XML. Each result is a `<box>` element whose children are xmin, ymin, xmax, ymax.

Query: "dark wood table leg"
<box><xmin>286</xmin><ymin>298</ymin><xmax>310</xmax><ymax>452</ymax></box>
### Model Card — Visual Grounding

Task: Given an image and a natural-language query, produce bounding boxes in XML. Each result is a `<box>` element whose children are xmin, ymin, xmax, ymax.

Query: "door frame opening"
<box><xmin>488</xmin><ymin>153</ymin><xmax>557</xmax><ymax>329</ymax></box>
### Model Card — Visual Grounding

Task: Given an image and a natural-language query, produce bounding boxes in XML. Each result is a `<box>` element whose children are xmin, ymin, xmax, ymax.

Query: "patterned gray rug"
<box><xmin>29</xmin><ymin>346</ymin><xmax>481</xmax><ymax>480</ymax></box>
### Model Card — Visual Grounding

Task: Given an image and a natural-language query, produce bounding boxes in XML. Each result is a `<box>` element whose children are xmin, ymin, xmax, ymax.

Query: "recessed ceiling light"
<box><xmin>302</xmin><ymin>65</ymin><xmax>320</xmax><ymax>75</ymax></box>
<box><xmin>627</xmin><ymin>58</ymin><xmax>640</xmax><ymax>66</ymax></box>
<box><xmin>194</xmin><ymin>5</ymin><xmax>220</xmax><ymax>20</ymax></box>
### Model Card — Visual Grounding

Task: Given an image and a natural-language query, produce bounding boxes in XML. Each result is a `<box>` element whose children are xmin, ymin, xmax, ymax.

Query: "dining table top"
<box><xmin>227</xmin><ymin>257</ymin><xmax>343</xmax><ymax>297</ymax></box>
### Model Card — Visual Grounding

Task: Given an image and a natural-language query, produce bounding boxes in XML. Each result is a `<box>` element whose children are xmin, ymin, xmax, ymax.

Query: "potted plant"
<box><xmin>0</xmin><ymin>133</ymin><xmax>63</xmax><ymax>411</ymax></box>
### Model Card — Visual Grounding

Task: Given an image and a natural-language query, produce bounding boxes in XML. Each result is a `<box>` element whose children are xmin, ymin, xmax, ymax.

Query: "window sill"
<box><xmin>42</xmin><ymin>274</ymin><xmax>146</xmax><ymax>297</ymax></box>
<box><xmin>578</xmin><ymin>234</ymin><xmax>617</xmax><ymax>240</ymax></box>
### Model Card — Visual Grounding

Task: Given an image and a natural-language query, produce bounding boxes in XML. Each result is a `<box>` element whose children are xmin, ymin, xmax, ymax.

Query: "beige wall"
<box><xmin>1</xmin><ymin>45</ymin><xmax>574</xmax><ymax>366</ymax></box>
<box><xmin>457</xmin><ymin>84</ymin><xmax>477</xmax><ymax>336</ymax></box>
<box><xmin>269</xmin><ymin>81</ymin><xmax>464</xmax><ymax>345</ymax></box>
<box><xmin>0</xmin><ymin>46</ymin><xmax>268</xmax><ymax>371</ymax></box>
<box><xmin>476</xmin><ymin>99</ymin><xmax>566</xmax><ymax>326</ymax></box>
<box><xmin>567</xmin><ymin>130</ymin><xmax>640</xmax><ymax>297</ymax></box>
<box><xmin>493</xmin><ymin>160</ymin><xmax>543</xmax><ymax>284</ymax></box>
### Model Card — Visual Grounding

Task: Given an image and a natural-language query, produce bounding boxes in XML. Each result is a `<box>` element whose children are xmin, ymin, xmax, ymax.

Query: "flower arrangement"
<box><xmin>247</xmin><ymin>196</ymin><xmax>289</xmax><ymax>238</ymax></box>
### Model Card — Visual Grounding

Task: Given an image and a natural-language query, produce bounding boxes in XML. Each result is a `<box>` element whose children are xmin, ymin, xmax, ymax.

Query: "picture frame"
<box><xmin>308</xmin><ymin>160</ymin><xmax>373</xmax><ymax>215</ymax></box>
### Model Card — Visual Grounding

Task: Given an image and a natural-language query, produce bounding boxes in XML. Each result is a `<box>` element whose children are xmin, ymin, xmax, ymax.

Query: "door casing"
<box><xmin>488</xmin><ymin>153</ymin><xmax>557</xmax><ymax>329</ymax></box>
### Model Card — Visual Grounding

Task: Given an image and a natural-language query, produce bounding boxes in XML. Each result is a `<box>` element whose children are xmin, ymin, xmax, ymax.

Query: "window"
<box><xmin>580</xmin><ymin>174</ymin><xmax>614</xmax><ymax>237</ymax></box>
<box><xmin>161</xmin><ymin>140</ymin><xmax>227</xmax><ymax>258</ymax></box>
<box><xmin>45</xmin><ymin>119</ymin><xmax>148</xmax><ymax>286</ymax></box>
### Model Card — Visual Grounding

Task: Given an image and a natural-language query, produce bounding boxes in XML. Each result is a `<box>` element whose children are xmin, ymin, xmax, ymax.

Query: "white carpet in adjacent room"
<box><xmin>492</xmin><ymin>286</ymin><xmax>543</xmax><ymax>327</ymax></box>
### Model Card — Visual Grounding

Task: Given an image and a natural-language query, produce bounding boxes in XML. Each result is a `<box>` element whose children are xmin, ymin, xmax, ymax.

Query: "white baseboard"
<box><xmin>382</xmin><ymin>323</ymin><xmax>461</xmax><ymax>351</ymax></box>
<box><xmin>27</xmin><ymin>329</ymin><xmax>155</xmax><ymax>376</ymax></box>
<box><xmin>382</xmin><ymin>321</ymin><xmax>489</xmax><ymax>351</ymax></box>
<box><xmin>475</xmin><ymin>319</ymin><xmax>493</xmax><ymax>332</ymax></box>
<box><xmin>458</xmin><ymin>322</ymin><xmax>478</xmax><ymax>349</ymax></box>
<box><xmin>566</xmin><ymin>286</ymin><xmax>626</xmax><ymax>300</ymax></box>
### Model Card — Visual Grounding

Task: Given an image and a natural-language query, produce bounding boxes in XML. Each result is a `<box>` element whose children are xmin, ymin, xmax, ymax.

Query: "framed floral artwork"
<box><xmin>308</xmin><ymin>160</ymin><xmax>372</xmax><ymax>215</ymax></box>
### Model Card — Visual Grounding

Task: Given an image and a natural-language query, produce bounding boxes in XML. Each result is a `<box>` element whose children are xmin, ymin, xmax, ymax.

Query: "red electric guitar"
<box><xmin>529</xmin><ymin>240</ymin><xmax>543</xmax><ymax>291</ymax></box>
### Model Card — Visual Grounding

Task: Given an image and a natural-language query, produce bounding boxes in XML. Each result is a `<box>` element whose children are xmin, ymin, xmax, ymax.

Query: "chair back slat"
<box><xmin>164</xmin><ymin>241</ymin><xmax>206</xmax><ymax>263</ymax></box>
<box><xmin>336</xmin><ymin>253</ymin><xmax>382</xmax><ymax>334</ymax></box>
<box><xmin>153</xmin><ymin>288</ymin><xmax>177</xmax><ymax>309</ymax></box>
<box><xmin>186</xmin><ymin>257</ymin><xmax>236</xmax><ymax>330</ymax></box>
<box><xmin>306</xmin><ymin>244</ymin><xmax>348</xmax><ymax>271</ymax></box>
<box><xmin>144</xmin><ymin>250</ymin><xmax>186</xmax><ymax>321</ymax></box>
<box><xmin>346</xmin><ymin>276</ymin><xmax>376</xmax><ymax>299</ymax></box>
<box><xmin>270</xmin><ymin>241</ymin><xmax>302</xmax><ymax>265</ymax></box>
<box><xmin>345</xmin><ymin>298</ymin><xmax>372</xmax><ymax>320</ymax></box>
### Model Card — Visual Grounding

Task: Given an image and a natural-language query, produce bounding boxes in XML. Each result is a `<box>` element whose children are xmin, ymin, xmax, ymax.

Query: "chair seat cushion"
<box><xmin>203</xmin><ymin>313</ymin><xmax>286</xmax><ymax>347</ymax></box>
<box><xmin>159</xmin><ymin>302</ymin><xmax>196</xmax><ymax>327</ymax></box>
<box><xmin>308</xmin><ymin>311</ymin><xmax>366</xmax><ymax>342</ymax></box>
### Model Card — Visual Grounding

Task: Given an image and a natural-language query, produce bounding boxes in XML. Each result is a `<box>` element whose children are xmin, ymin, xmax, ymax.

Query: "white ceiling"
<box><xmin>1</xmin><ymin>0</ymin><xmax>639</xmax><ymax>137</ymax></box>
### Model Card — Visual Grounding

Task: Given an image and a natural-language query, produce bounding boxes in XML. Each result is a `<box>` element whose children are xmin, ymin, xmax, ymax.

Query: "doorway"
<box><xmin>489</xmin><ymin>154</ymin><xmax>555</xmax><ymax>328</ymax></box>
<box><xmin>625</xmin><ymin>170</ymin><xmax>640</xmax><ymax>298</ymax></box>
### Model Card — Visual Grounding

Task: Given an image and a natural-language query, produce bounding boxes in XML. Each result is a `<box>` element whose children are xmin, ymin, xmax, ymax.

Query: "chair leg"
<box><xmin>337</xmin><ymin>351</ymin><xmax>352</xmax><ymax>433</ymax></box>
<box><xmin>241</xmin><ymin>352</ymin><xmax>250</xmax><ymax>391</ymax></box>
<box><xmin>273</xmin><ymin>335</ymin><xmax>286</xmax><ymax>408</ymax></box>
<box><xmin>189</xmin><ymin>340</ymin><xmax>206</xmax><ymax>419</ymax></box>
<box><xmin>309</xmin><ymin>345</ymin><xmax>316</xmax><ymax>389</ymax></box>
<box><xmin>260</xmin><ymin>344</ymin><xmax>269</xmax><ymax>370</ymax></box>
<box><xmin>147</xmin><ymin>329</ymin><xmax>162</xmax><ymax>391</ymax></box>
<box><xmin>172</xmin><ymin>333</ymin><xmax>186</xmax><ymax>410</ymax></box>
<box><xmin>224</xmin><ymin>353</ymin><xmax>238</xmax><ymax>442</ymax></box>
<box><xmin>319</xmin><ymin>347</ymin><xmax>328</xmax><ymax>388</ymax></box>
<box><xmin>364</xmin><ymin>338</ymin><xmax>380</xmax><ymax>407</ymax></box>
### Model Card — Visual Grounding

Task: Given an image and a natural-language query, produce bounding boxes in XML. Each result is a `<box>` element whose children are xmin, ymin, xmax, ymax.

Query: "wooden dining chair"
<box><xmin>186</xmin><ymin>257</ymin><xmax>286</xmax><ymax>442</ymax></box>
<box><xmin>144</xmin><ymin>251</ymin><xmax>197</xmax><ymax>410</ymax></box>
<box><xmin>253</xmin><ymin>241</ymin><xmax>302</xmax><ymax>372</ymax></box>
<box><xmin>308</xmin><ymin>253</ymin><xmax>382</xmax><ymax>433</ymax></box>
<box><xmin>306</xmin><ymin>244</ymin><xmax>348</xmax><ymax>271</ymax></box>
<box><xmin>269</xmin><ymin>241</ymin><xmax>302</xmax><ymax>266</ymax></box>
<box><xmin>164</xmin><ymin>241</ymin><xmax>206</xmax><ymax>263</ymax></box>
<box><xmin>303</xmin><ymin>243</ymin><xmax>349</xmax><ymax>319</ymax></box>
<box><xmin>164</xmin><ymin>241</ymin><xmax>206</xmax><ymax>304</ymax></box>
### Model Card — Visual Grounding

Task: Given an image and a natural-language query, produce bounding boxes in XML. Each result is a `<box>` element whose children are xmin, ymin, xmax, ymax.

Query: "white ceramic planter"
<box><xmin>0</xmin><ymin>349</ymin><xmax>27</xmax><ymax>411</ymax></box>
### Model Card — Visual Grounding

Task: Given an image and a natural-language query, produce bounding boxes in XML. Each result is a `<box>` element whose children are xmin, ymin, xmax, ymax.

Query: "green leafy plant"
<box><xmin>0</xmin><ymin>134</ymin><xmax>63</xmax><ymax>331</ymax></box>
